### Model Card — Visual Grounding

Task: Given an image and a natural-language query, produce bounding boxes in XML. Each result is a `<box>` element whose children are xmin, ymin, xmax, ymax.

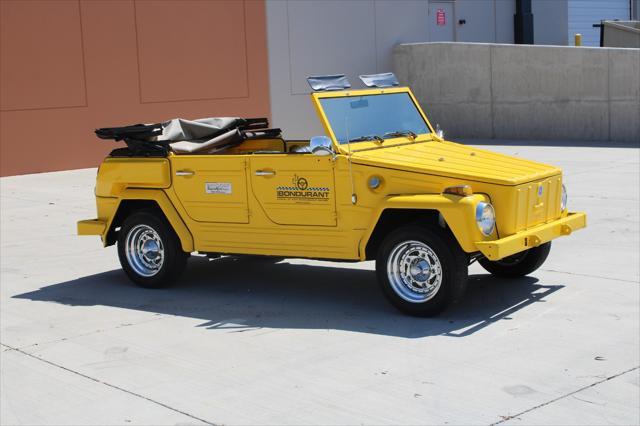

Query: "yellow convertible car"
<box><xmin>79</xmin><ymin>73</ymin><xmax>586</xmax><ymax>316</ymax></box>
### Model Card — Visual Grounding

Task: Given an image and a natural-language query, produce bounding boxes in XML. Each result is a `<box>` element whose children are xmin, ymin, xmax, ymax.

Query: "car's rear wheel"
<box><xmin>376</xmin><ymin>226</ymin><xmax>468</xmax><ymax>317</ymax></box>
<box><xmin>478</xmin><ymin>242</ymin><xmax>551</xmax><ymax>278</ymax></box>
<box><xmin>117</xmin><ymin>210</ymin><xmax>188</xmax><ymax>288</ymax></box>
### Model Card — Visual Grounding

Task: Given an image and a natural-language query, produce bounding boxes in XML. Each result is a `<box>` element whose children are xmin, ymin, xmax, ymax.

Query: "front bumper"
<box><xmin>475</xmin><ymin>212</ymin><xmax>586</xmax><ymax>260</ymax></box>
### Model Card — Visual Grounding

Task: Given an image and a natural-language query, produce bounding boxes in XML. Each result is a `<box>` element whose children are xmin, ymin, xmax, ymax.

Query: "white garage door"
<box><xmin>568</xmin><ymin>0</ymin><xmax>631</xmax><ymax>46</ymax></box>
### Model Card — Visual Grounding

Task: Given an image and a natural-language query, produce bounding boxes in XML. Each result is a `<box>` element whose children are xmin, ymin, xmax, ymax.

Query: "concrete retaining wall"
<box><xmin>394</xmin><ymin>42</ymin><xmax>640</xmax><ymax>143</ymax></box>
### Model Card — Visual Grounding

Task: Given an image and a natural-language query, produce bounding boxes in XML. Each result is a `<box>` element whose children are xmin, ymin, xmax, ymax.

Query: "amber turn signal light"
<box><xmin>443</xmin><ymin>185</ymin><xmax>473</xmax><ymax>197</ymax></box>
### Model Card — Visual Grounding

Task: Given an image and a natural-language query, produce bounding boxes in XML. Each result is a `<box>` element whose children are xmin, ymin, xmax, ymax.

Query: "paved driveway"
<box><xmin>1</xmin><ymin>144</ymin><xmax>638</xmax><ymax>425</ymax></box>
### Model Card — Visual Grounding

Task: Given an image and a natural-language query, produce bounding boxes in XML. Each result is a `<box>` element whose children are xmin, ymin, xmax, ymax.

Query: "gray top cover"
<box><xmin>160</xmin><ymin>117</ymin><xmax>240</xmax><ymax>141</ymax></box>
<box><xmin>157</xmin><ymin>117</ymin><xmax>242</xmax><ymax>154</ymax></box>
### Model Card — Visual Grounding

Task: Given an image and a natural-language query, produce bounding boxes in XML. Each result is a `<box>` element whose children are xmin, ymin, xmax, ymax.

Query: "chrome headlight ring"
<box><xmin>561</xmin><ymin>184</ymin><xmax>568</xmax><ymax>212</ymax></box>
<box><xmin>476</xmin><ymin>202</ymin><xmax>496</xmax><ymax>236</ymax></box>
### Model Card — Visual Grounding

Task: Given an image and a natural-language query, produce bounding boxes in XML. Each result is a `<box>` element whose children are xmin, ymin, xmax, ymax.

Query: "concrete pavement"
<box><xmin>1</xmin><ymin>144</ymin><xmax>638</xmax><ymax>425</ymax></box>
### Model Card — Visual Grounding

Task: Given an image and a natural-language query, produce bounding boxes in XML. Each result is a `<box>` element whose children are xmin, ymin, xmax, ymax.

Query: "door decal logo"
<box><xmin>276</xmin><ymin>174</ymin><xmax>330</xmax><ymax>201</ymax></box>
<box><xmin>205</xmin><ymin>182</ymin><xmax>232</xmax><ymax>194</ymax></box>
<box><xmin>296</xmin><ymin>176</ymin><xmax>308</xmax><ymax>190</ymax></box>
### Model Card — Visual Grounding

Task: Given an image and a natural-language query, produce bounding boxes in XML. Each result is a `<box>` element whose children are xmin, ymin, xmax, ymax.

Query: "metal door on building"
<box><xmin>568</xmin><ymin>0</ymin><xmax>631</xmax><ymax>46</ymax></box>
<box><xmin>429</xmin><ymin>1</ymin><xmax>455</xmax><ymax>41</ymax></box>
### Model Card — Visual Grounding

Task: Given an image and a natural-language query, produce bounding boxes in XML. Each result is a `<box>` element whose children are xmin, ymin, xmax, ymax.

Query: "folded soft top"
<box><xmin>96</xmin><ymin>117</ymin><xmax>280</xmax><ymax>156</ymax></box>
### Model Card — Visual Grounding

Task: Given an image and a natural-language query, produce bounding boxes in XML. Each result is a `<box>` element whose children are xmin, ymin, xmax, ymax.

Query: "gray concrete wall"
<box><xmin>394</xmin><ymin>42</ymin><xmax>640</xmax><ymax>142</ymax></box>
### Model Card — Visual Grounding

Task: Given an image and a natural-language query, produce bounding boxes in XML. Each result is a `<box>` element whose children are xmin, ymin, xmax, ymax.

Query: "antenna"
<box><xmin>345</xmin><ymin>117</ymin><xmax>357</xmax><ymax>205</ymax></box>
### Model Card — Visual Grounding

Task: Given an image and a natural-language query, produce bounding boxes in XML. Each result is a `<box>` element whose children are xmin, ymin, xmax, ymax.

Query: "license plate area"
<box><xmin>514</xmin><ymin>176</ymin><xmax>562</xmax><ymax>231</ymax></box>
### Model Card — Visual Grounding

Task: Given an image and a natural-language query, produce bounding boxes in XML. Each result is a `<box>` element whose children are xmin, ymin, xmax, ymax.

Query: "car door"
<box><xmin>171</xmin><ymin>155</ymin><xmax>249</xmax><ymax>223</ymax></box>
<box><xmin>249</xmin><ymin>154</ymin><xmax>337</xmax><ymax>226</ymax></box>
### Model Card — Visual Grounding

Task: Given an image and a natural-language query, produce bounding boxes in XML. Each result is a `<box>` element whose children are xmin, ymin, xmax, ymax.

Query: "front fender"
<box><xmin>360</xmin><ymin>193</ymin><xmax>494</xmax><ymax>256</ymax></box>
<box><xmin>106</xmin><ymin>189</ymin><xmax>194</xmax><ymax>252</ymax></box>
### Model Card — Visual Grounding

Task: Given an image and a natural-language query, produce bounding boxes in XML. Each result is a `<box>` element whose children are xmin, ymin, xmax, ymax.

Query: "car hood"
<box><xmin>350</xmin><ymin>141</ymin><xmax>561</xmax><ymax>185</ymax></box>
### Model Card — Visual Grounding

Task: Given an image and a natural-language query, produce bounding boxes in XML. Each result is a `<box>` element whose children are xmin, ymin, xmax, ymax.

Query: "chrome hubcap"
<box><xmin>387</xmin><ymin>240</ymin><xmax>443</xmax><ymax>303</ymax></box>
<box><xmin>125</xmin><ymin>224</ymin><xmax>164</xmax><ymax>277</ymax></box>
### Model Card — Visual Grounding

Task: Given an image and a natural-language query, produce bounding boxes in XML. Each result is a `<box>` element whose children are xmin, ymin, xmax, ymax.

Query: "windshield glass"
<box><xmin>319</xmin><ymin>92</ymin><xmax>430</xmax><ymax>144</ymax></box>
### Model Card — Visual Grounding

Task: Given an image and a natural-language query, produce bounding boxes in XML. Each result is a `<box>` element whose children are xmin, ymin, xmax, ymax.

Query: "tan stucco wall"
<box><xmin>0</xmin><ymin>0</ymin><xmax>270</xmax><ymax>176</ymax></box>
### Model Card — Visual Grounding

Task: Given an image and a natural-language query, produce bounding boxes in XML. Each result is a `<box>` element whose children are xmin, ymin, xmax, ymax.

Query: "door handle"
<box><xmin>175</xmin><ymin>170</ymin><xmax>195</xmax><ymax>176</ymax></box>
<box><xmin>255</xmin><ymin>170</ymin><xmax>276</xmax><ymax>176</ymax></box>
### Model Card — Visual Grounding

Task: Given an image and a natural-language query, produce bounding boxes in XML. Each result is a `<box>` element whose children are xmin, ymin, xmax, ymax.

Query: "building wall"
<box><xmin>495</xmin><ymin>0</ymin><xmax>517</xmax><ymax>43</ymax></box>
<box><xmin>532</xmin><ymin>0</ymin><xmax>569</xmax><ymax>45</ymax></box>
<box><xmin>568</xmin><ymin>0</ymin><xmax>632</xmax><ymax>46</ymax></box>
<box><xmin>0</xmin><ymin>0</ymin><xmax>270</xmax><ymax>176</ymax></box>
<box><xmin>266</xmin><ymin>0</ymin><xmax>515</xmax><ymax>140</ymax></box>
<box><xmin>455</xmin><ymin>0</ymin><xmax>514</xmax><ymax>43</ymax></box>
<box><xmin>3</xmin><ymin>0</ymin><xmax>634</xmax><ymax>176</ymax></box>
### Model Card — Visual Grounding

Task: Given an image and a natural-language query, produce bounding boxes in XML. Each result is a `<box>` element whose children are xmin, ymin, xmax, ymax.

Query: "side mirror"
<box><xmin>436</xmin><ymin>124</ymin><xmax>444</xmax><ymax>139</ymax></box>
<box><xmin>310</xmin><ymin>135</ymin><xmax>334</xmax><ymax>156</ymax></box>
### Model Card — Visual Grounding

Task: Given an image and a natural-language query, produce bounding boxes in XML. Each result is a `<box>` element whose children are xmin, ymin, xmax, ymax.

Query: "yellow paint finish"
<box><xmin>77</xmin><ymin>219</ymin><xmax>106</xmax><ymax>236</ymax></box>
<box><xmin>504</xmin><ymin>175</ymin><xmax>563</xmax><ymax>234</ymax></box>
<box><xmin>332</xmin><ymin>157</ymin><xmax>560</xmax><ymax>254</ymax></box>
<box><xmin>361</xmin><ymin>194</ymin><xmax>494</xmax><ymax>255</ymax></box>
<box><xmin>79</xmin><ymin>85</ymin><xmax>586</xmax><ymax>263</ymax></box>
<box><xmin>96</xmin><ymin>195</ymin><xmax>118</xmax><ymax>225</ymax></box>
<box><xmin>351</xmin><ymin>141</ymin><xmax>561</xmax><ymax>186</ymax></box>
<box><xmin>159</xmin><ymin>155</ymin><xmax>353</xmax><ymax>259</ymax></box>
<box><xmin>163</xmin><ymin>185</ymin><xmax>355</xmax><ymax>259</ymax></box>
<box><xmin>95</xmin><ymin>188</ymin><xmax>194</xmax><ymax>252</ymax></box>
<box><xmin>225</xmin><ymin>138</ymin><xmax>284</xmax><ymax>154</ymax></box>
<box><xmin>171</xmin><ymin>156</ymin><xmax>250</xmax><ymax>223</ymax></box>
<box><xmin>476</xmin><ymin>212</ymin><xmax>587</xmax><ymax>260</ymax></box>
<box><xmin>96</xmin><ymin>157</ymin><xmax>171</xmax><ymax>197</ymax></box>
<box><xmin>248</xmin><ymin>155</ymin><xmax>337</xmax><ymax>226</ymax></box>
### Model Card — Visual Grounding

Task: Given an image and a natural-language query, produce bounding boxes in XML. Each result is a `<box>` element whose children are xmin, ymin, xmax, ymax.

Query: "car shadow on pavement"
<box><xmin>13</xmin><ymin>256</ymin><xmax>563</xmax><ymax>338</ymax></box>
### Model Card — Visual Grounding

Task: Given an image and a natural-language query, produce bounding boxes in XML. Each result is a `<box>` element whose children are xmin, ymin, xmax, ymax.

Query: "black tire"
<box><xmin>117</xmin><ymin>210</ymin><xmax>188</xmax><ymax>288</ymax></box>
<box><xmin>376</xmin><ymin>226</ymin><xmax>468</xmax><ymax>317</ymax></box>
<box><xmin>478</xmin><ymin>242</ymin><xmax>551</xmax><ymax>278</ymax></box>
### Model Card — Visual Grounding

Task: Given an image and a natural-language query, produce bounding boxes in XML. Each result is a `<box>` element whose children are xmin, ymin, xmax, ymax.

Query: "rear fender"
<box><xmin>105</xmin><ymin>189</ymin><xmax>194</xmax><ymax>252</ymax></box>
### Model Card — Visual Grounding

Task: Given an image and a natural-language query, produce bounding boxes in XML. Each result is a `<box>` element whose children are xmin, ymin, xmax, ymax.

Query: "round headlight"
<box><xmin>476</xmin><ymin>202</ymin><xmax>496</xmax><ymax>236</ymax></box>
<box><xmin>561</xmin><ymin>184</ymin><xmax>567</xmax><ymax>212</ymax></box>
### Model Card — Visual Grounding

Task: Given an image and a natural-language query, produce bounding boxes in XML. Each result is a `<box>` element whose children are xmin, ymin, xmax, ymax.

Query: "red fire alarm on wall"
<box><xmin>436</xmin><ymin>8</ymin><xmax>446</xmax><ymax>26</ymax></box>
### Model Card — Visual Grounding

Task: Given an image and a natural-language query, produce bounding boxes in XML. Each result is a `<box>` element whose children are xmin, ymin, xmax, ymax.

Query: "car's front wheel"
<box><xmin>376</xmin><ymin>226</ymin><xmax>468</xmax><ymax>317</ymax></box>
<box><xmin>117</xmin><ymin>210</ymin><xmax>188</xmax><ymax>288</ymax></box>
<box><xmin>478</xmin><ymin>242</ymin><xmax>551</xmax><ymax>278</ymax></box>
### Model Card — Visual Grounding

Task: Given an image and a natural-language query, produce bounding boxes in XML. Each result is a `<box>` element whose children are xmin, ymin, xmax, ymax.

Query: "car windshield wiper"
<box><xmin>348</xmin><ymin>135</ymin><xmax>384</xmax><ymax>143</ymax></box>
<box><xmin>383</xmin><ymin>130</ymin><xmax>417</xmax><ymax>140</ymax></box>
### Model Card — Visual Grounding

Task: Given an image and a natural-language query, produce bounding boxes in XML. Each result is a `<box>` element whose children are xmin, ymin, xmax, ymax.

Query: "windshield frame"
<box><xmin>311</xmin><ymin>87</ymin><xmax>436</xmax><ymax>153</ymax></box>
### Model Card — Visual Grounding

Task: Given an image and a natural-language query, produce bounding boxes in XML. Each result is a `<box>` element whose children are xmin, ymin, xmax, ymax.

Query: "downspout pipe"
<box><xmin>514</xmin><ymin>0</ymin><xmax>534</xmax><ymax>44</ymax></box>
